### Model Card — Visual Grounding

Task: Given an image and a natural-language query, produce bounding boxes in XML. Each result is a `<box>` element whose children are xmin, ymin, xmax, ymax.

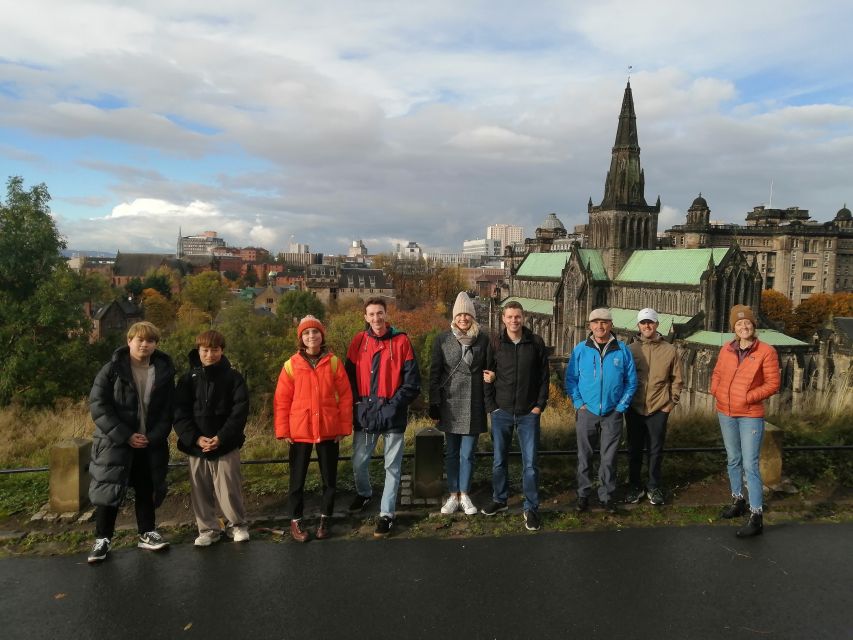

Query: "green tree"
<box><xmin>277</xmin><ymin>290</ymin><xmax>325</xmax><ymax>323</ymax></box>
<box><xmin>214</xmin><ymin>300</ymin><xmax>292</xmax><ymax>399</ymax></box>
<box><xmin>181</xmin><ymin>271</ymin><xmax>229</xmax><ymax>322</ymax></box>
<box><xmin>0</xmin><ymin>177</ymin><xmax>103</xmax><ymax>406</ymax></box>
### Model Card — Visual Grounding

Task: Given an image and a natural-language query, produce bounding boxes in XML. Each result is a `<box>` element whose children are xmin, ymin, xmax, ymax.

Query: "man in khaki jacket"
<box><xmin>625</xmin><ymin>308</ymin><xmax>683</xmax><ymax>505</ymax></box>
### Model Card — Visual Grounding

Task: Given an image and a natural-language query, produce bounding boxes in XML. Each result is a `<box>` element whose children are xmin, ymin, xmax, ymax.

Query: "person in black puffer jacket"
<box><xmin>174</xmin><ymin>330</ymin><xmax>250</xmax><ymax>546</ymax></box>
<box><xmin>87</xmin><ymin>321</ymin><xmax>175</xmax><ymax>564</ymax></box>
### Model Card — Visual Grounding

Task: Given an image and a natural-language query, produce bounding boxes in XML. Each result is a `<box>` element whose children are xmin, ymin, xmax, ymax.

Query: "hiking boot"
<box><xmin>348</xmin><ymin>494</ymin><xmax>372</xmax><ymax>513</ymax></box>
<box><xmin>523</xmin><ymin>510</ymin><xmax>541</xmax><ymax>531</ymax></box>
<box><xmin>315</xmin><ymin>516</ymin><xmax>331</xmax><ymax>540</ymax></box>
<box><xmin>138</xmin><ymin>531</ymin><xmax>169</xmax><ymax>551</ymax></box>
<box><xmin>193</xmin><ymin>530</ymin><xmax>221</xmax><ymax>547</ymax></box>
<box><xmin>290</xmin><ymin>519</ymin><xmax>310</xmax><ymax>543</ymax></box>
<box><xmin>374</xmin><ymin>515</ymin><xmax>394</xmax><ymax>538</ymax></box>
<box><xmin>480</xmin><ymin>501</ymin><xmax>508</xmax><ymax>516</ymax></box>
<box><xmin>575</xmin><ymin>496</ymin><xmax>589</xmax><ymax>512</ymax></box>
<box><xmin>736</xmin><ymin>512</ymin><xmax>764</xmax><ymax>537</ymax></box>
<box><xmin>459</xmin><ymin>495</ymin><xmax>478</xmax><ymax>516</ymax></box>
<box><xmin>721</xmin><ymin>497</ymin><xmax>747</xmax><ymax>519</ymax></box>
<box><xmin>87</xmin><ymin>537</ymin><xmax>111</xmax><ymax>564</ymax></box>
<box><xmin>440</xmin><ymin>494</ymin><xmax>460</xmax><ymax>514</ymax></box>
<box><xmin>625</xmin><ymin>486</ymin><xmax>645</xmax><ymax>504</ymax></box>
<box><xmin>647</xmin><ymin>488</ymin><xmax>665</xmax><ymax>506</ymax></box>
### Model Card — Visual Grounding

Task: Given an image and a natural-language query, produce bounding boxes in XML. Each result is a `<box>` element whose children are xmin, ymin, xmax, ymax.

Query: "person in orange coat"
<box><xmin>274</xmin><ymin>315</ymin><xmax>353</xmax><ymax>542</ymax></box>
<box><xmin>710</xmin><ymin>305</ymin><xmax>781</xmax><ymax>537</ymax></box>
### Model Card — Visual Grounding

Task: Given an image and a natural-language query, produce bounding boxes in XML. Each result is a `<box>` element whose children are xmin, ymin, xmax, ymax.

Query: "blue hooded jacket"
<box><xmin>564</xmin><ymin>334</ymin><xmax>638</xmax><ymax>416</ymax></box>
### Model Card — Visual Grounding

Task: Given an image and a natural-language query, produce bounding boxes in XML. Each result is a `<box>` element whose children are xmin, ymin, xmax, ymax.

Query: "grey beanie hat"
<box><xmin>452</xmin><ymin>292</ymin><xmax>476</xmax><ymax>320</ymax></box>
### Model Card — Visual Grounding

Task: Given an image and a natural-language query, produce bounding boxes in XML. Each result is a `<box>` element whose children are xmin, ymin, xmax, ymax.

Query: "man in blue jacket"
<box><xmin>565</xmin><ymin>308</ymin><xmax>637</xmax><ymax>513</ymax></box>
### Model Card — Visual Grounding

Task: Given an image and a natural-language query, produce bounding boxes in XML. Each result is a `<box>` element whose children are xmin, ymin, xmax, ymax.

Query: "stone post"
<box><xmin>413</xmin><ymin>426</ymin><xmax>444</xmax><ymax>499</ymax></box>
<box><xmin>760</xmin><ymin>422</ymin><xmax>783</xmax><ymax>490</ymax></box>
<box><xmin>49</xmin><ymin>438</ymin><xmax>92</xmax><ymax>513</ymax></box>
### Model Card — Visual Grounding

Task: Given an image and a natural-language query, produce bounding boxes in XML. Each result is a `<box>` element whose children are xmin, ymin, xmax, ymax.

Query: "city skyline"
<box><xmin>1</xmin><ymin>2</ymin><xmax>851</xmax><ymax>255</ymax></box>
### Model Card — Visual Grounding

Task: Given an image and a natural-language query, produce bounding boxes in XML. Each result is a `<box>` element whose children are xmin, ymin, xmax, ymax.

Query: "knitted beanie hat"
<box><xmin>729</xmin><ymin>305</ymin><xmax>756</xmax><ymax>331</ymax></box>
<box><xmin>452</xmin><ymin>291</ymin><xmax>476</xmax><ymax>320</ymax></box>
<box><xmin>296</xmin><ymin>315</ymin><xmax>325</xmax><ymax>345</ymax></box>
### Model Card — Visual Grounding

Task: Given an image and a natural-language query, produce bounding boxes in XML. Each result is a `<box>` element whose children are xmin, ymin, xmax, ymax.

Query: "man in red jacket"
<box><xmin>346</xmin><ymin>297</ymin><xmax>421</xmax><ymax>538</ymax></box>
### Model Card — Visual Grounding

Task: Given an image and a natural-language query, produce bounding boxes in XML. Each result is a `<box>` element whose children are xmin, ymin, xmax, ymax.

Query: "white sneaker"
<box><xmin>193</xmin><ymin>530</ymin><xmax>221</xmax><ymax>547</ymax></box>
<box><xmin>440</xmin><ymin>495</ymin><xmax>460</xmax><ymax>514</ymax></box>
<box><xmin>231</xmin><ymin>526</ymin><xmax>250</xmax><ymax>542</ymax></box>
<box><xmin>459</xmin><ymin>495</ymin><xmax>478</xmax><ymax>515</ymax></box>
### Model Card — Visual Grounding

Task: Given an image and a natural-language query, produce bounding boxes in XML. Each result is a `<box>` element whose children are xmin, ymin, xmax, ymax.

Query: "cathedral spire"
<box><xmin>596</xmin><ymin>81</ymin><xmax>657</xmax><ymax>212</ymax></box>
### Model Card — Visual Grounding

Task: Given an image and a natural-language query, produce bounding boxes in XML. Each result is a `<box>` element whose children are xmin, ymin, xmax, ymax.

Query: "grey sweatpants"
<box><xmin>576</xmin><ymin>408</ymin><xmax>624</xmax><ymax>503</ymax></box>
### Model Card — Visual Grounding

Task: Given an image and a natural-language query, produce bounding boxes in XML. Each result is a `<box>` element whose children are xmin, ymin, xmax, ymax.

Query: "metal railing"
<box><xmin>2</xmin><ymin>444</ymin><xmax>851</xmax><ymax>475</ymax></box>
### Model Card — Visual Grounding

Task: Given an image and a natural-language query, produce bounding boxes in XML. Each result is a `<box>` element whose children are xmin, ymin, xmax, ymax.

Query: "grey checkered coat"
<box><xmin>428</xmin><ymin>330</ymin><xmax>492</xmax><ymax>435</ymax></box>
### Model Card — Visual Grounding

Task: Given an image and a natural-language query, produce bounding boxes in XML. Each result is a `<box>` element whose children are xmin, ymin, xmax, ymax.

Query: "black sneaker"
<box><xmin>87</xmin><ymin>537</ymin><xmax>111</xmax><ymax>564</ymax></box>
<box><xmin>480</xmin><ymin>501</ymin><xmax>508</xmax><ymax>516</ymax></box>
<box><xmin>647</xmin><ymin>488</ymin><xmax>665</xmax><ymax>506</ymax></box>
<box><xmin>373</xmin><ymin>516</ymin><xmax>394</xmax><ymax>538</ymax></box>
<box><xmin>138</xmin><ymin>530</ymin><xmax>169</xmax><ymax>551</ymax></box>
<box><xmin>348</xmin><ymin>494</ymin><xmax>372</xmax><ymax>513</ymax></box>
<box><xmin>600</xmin><ymin>500</ymin><xmax>618</xmax><ymax>515</ymax></box>
<box><xmin>721</xmin><ymin>497</ymin><xmax>747</xmax><ymax>519</ymax></box>
<box><xmin>523</xmin><ymin>510</ymin><xmax>541</xmax><ymax>531</ymax></box>
<box><xmin>625</xmin><ymin>486</ymin><xmax>645</xmax><ymax>504</ymax></box>
<box><xmin>575</xmin><ymin>496</ymin><xmax>589</xmax><ymax>512</ymax></box>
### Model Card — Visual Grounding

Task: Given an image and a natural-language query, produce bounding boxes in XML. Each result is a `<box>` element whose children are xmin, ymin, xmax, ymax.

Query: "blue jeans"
<box><xmin>490</xmin><ymin>409</ymin><xmax>540</xmax><ymax>512</ymax></box>
<box><xmin>718</xmin><ymin>413</ymin><xmax>765</xmax><ymax>513</ymax></box>
<box><xmin>352</xmin><ymin>431</ymin><xmax>405</xmax><ymax>518</ymax></box>
<box><xmin>444</xmin><ymin>434</ymin><xmax>479</xmax><ymax>494</ymax></box>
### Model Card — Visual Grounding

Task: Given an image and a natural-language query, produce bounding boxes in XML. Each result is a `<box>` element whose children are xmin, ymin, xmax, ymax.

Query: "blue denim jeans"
<box><xmin>718</xmin><ymin>413</ymin><xmax>765</xmax><ymax>513</ymax></box>
<box><xmin>351</xmin><ymin>431</ymin><xmax>405</xmax><ymax>517</ymax></box>
<box><xmin>444</xmin><ymin>433</ymin><xmax>479</xmax><ymax>494</ymax></box>
<box><xmin>490</xmin><ymin>409</ymin><xmax>540</xmax><ymax>512</ymax></box>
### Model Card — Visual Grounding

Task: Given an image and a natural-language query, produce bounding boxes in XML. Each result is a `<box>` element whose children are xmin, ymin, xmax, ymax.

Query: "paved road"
<box><xmin>2</xmin><ymin>523</ymin><xmax>850</xmax><ymax>639</ymax></box>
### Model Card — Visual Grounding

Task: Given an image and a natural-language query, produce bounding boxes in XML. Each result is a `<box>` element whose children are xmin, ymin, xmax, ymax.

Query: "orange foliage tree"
<box><xmin>761</xmin><ymin>289</ymin><xmax>794</xmax><ymax>333</ymax></box>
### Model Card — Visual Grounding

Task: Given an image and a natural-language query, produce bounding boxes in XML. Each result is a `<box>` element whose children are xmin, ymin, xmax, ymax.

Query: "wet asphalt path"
<box><xmin>2</xmin><ymin>522</ymin><xmax>850</xmax><ymax>639</ymax></box>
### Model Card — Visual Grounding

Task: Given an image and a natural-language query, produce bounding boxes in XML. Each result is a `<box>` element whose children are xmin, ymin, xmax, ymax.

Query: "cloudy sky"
<box><xmin>1</xmin><ymin>1</ymin><xmax>851</xmax><ymax>256</ymax></box>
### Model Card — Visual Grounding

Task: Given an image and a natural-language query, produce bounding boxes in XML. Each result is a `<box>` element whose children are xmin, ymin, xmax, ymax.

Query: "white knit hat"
<box><xmin>452</xmin><ymin>292</ymin><xmax>476</xmax><ymax>319</ymax></box>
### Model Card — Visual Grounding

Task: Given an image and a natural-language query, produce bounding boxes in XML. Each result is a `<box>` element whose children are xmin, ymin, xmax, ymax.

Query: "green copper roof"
<box><xmin>500</xmin><ymin>296</ymin><xmax>554</xmax><ymax>316</ymax></box>
<box><xmin>515</xmin><ymin>252</ymin><xmax>571</xmax><ymax>278</ymax></box>
<box><xmin>610</xmin><ymin>308</ymin><xmax>693</xmax><ymax>336</ymax></box>
<box><xmin>685</xmin><ymin>330</ymin><xmax>808</xmax><ymax>347</ymax></box>
<box><xmin>617</xmin><ymin>248</ymin><xmax>729</xmax><ymax>284</ymax></box>
<box><xmin>577</xmin><ymin>249</ymin><xmax>608</xmax><ymax>281</ymax></box>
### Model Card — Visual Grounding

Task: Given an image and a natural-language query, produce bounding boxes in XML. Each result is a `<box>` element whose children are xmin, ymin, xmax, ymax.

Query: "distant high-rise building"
<box><xmin>348</xmin><ymin>239</ymin><xmax>368</xmax><ymax>259</ymax></box>
<box><xmin>462</xmin><ymin>238</ymin><xmax>501</xmax><ymax>258</ymax></box>
<box><xmin>289</xmin><ymin>241</ymin><xmax>310</xmax><ymax>254</ymax></box>
<box><xmin>487</xmin><ymin>224</ymin><xmax>524</xmax><ymax>251</ymax></box>
<box><xmin>179</xmin><ymin>230</ymin><xmax>226</xmax><ymax>256</ymax></box>
<box><xmin>397</xmin><ymin>241</ymin><xmax>423</xmax><ymax>260</ymax></box>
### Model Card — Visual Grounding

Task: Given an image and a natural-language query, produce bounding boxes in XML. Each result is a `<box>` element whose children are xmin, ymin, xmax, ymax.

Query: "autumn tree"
<box><xmin>141</xmin><ymin>288</ymin><xmax>176</xmax><ymax>332</ymax></box>
<box><xmin>761</xmin><ymin>290</ymin><xmax>794</xmax><ymax>333</ymax></box>
<box><xmin>277</xmin><ymin>290</ymin><xmax>326</xmax><ymax>323</ymax></box>
<box><xmin>791</xmin><ymin>293</ymin><xmax>834</xmax><ymax>340</ymax></box>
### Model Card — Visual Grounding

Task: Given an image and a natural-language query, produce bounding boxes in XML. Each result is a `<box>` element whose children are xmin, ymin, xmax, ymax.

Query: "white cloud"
<box><xmin>108</xmin><ymin>198</ymin><xmax>220</xmax><ymax>219</ymax></box>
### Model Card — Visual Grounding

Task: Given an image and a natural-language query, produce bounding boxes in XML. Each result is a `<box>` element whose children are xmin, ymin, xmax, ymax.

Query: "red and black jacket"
<box><xmin>345</xmin><ymin>324</ymin><xmax>421</xmax><ymax>433</ymax></box>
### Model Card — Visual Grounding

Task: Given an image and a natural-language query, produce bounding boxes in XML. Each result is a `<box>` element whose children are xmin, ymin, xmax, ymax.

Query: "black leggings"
<box><xmin>287</xmin><ymin>440</ymin><xmax>340</xmax><ymax>519</ymax></box>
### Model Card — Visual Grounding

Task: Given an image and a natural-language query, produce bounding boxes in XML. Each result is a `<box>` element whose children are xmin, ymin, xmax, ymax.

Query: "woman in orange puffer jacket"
<box><xmin>274</xmin><ymin>315</ymin><xmax>353</xmax><ymax>542</ymax></box>
<box><xmin>710</xmin><ymin>305</ymin><xmax>780</xmax><ymax>538</ymax></box>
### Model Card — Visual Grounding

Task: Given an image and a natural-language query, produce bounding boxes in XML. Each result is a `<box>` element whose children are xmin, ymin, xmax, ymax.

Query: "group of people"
<box><xmin>86</xmin><ymin>294</ymin><xmax>780</xmax><ymax>563</ymax></box>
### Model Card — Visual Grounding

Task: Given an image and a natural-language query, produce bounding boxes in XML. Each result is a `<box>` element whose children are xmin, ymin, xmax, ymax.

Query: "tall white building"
<box><xmin>462</xmin><ymin>238</ymin><xmax>501</xmax><ymax>258</ymax></box>
<box><xmin>487</xmin><ymin>224</ymin><xmax>524</xmax><ymax>251</ymax></box>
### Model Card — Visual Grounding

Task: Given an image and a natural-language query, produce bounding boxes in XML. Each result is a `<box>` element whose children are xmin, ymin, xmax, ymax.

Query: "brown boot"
<box><xmin>290</xmin><ymin>519</ymin><xmax>310</xmax><ymax>543</ymax></box>
<box><xmin>315</xmin><ymin>516</ymin><xmax>331</xmax><ymax>540</ymax></box>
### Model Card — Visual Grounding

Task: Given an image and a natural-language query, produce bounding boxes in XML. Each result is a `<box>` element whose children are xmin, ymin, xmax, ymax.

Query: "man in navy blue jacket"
<box><xmin>565</xmin><ymin>308</ymin><xmax>637</xmax><ymax>513</ymax></box>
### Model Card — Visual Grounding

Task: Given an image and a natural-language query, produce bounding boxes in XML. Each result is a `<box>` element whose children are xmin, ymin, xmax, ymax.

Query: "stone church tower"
<box><xmin>587</xmin><ymin>82</ymin><xmax>661</xmax><ymax>279</ymax></box>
